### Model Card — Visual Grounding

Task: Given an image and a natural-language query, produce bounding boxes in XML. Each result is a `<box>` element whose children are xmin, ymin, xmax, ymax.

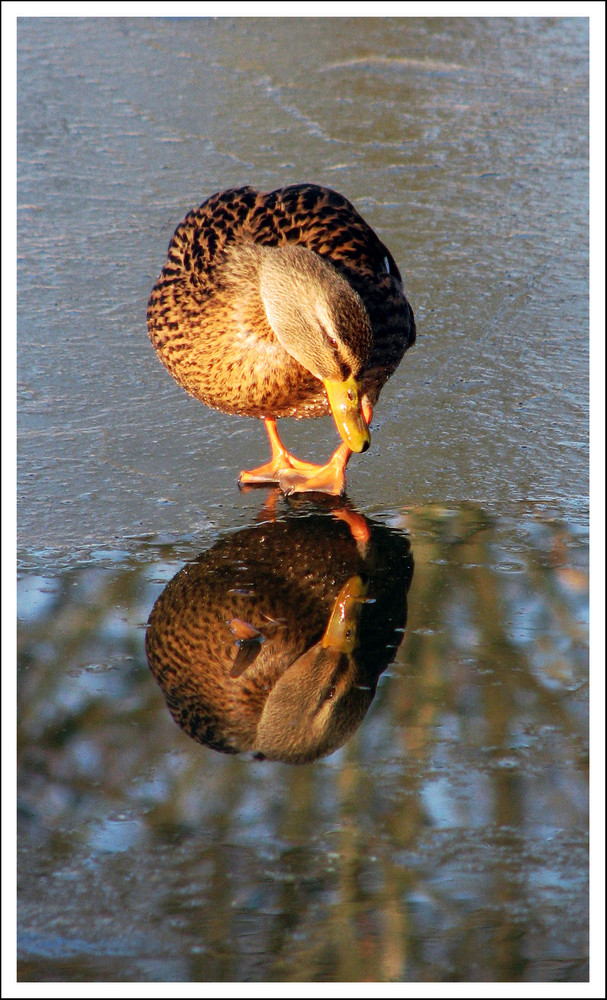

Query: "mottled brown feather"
<box><xmin>147</xmin><ymin>183</ymin><xmax>415</xmax><ymax>421</ymax></box>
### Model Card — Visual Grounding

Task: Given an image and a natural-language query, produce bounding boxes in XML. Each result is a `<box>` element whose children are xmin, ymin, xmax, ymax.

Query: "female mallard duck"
<box><xmin>147</xmin><ymin>184</ymin><xmax>416</xmax><ymax>495</ymax></box>
<box><xmin>145</xmin><ymin>512</ymin><xmax>414</xmax><ymax>763</ymax></box>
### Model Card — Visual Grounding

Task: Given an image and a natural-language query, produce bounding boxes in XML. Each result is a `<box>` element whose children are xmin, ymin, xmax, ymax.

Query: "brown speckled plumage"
<box><xmin>144</xmin><ymin>512</ymin><xmax>414</xmax><ymax>763</ymax></box>
<box><xmin>147</xmin><ymin>184</ymin><xmax>416</xmax><ymax>422</ymax></box>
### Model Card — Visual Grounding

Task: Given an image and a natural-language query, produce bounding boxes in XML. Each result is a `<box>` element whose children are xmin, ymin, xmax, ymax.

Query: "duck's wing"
<box><xmin>158</xmin><ymin>184</ymin><xmax>415</xmax><ymax>387</ymax></box>
<box><xmin>165</xmin><ymin>183</ymin><xmax>398</xmax><ymax>281</ymax></box>
<box><xmin>273</xmin><ymin>183</ymin><xmax>402</xmax><ymax>279</ymax></box>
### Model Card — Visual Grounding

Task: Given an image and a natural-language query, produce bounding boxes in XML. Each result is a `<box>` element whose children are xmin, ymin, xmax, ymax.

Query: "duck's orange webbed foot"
<box><xmin>238</xmin><ymin>418</ymin><xmax>304</xmax><ymax>486</ymax></box>
<box><xmin>276</xmin><ymin>400</ymin><xmax>374</xmax><ymax>497</ymax></box>
<box><xmin>276</xmin><ymin>442</ymin><xmax>352</xmax><ymax>497</ymax></box>
<box><xmin>239</xmin><ymin>408</ymin><xmax>373</xmax><ymax>497</ymax></box>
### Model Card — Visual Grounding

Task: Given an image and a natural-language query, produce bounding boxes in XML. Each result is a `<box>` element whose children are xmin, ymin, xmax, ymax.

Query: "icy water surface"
<box><xmin>18</xmin><ymin>500</ymin><xmax>589</xmax><ymax>983</ymax></box>
<box><xmin>16</xmin><ymin>15</ymin><xmax>590</xmax><ymax>985</ymax></box>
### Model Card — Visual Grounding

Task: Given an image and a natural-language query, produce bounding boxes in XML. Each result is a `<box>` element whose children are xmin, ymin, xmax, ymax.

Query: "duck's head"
<box><xmin>258</xmin><ymin>244</ymin><xmax>373</xmax><ymax>453</ymax></box>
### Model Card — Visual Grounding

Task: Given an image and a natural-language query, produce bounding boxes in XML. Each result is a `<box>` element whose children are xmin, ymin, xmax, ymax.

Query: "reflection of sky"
<box><xmin>88</xmin><ymin>814</ymin><xmax>147</xmax><ymax>855</ymax></box>
<box><xmin>17</xmin><ymin>576</ymin><xmax>60</xmax><ymax>622</ymax></box>
<box><xmin>505</xmin><ymin>582</ymin><xmax>588</xmax><ymax>692</ymax></box>
<box><xmin>422</xmin><ymin>775</ymin><xmax>491</xmax><ymax>830</ymax></box>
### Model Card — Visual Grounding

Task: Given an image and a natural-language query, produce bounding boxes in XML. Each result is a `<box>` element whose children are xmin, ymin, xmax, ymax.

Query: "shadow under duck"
<box><xmin>147</xmin><ymin>184</ymin><xmax>416</xmax><ymax>495</ymax></box>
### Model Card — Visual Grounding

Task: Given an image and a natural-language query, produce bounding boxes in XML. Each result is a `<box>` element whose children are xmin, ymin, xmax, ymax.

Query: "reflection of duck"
<box><xmin>147</xmin><ymin>184</ymin><xmax>416</xmax><ymax>495</ymax></box>
<box><xmin>145</xmin><ymin>511</ymin><xmax>414</xmax><ymax>764</ymax></box>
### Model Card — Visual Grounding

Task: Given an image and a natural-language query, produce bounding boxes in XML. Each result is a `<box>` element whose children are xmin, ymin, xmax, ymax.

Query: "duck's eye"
<box><xmin>347</xmin><ymin>389</ymin><xmax>356</xmax><ymax>402</ymax></box>
<box><xmin>321</xmin><ymin>324</ymin><xmax>338</xmax><ymax>348</ymax></box>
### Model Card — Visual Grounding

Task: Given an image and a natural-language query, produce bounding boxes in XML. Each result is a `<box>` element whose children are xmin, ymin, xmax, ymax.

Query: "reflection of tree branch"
<box><xmin>393</xmin><ymin>505</ymin><xmax>586</xmax><ymax>747</ymax></box>
<box><xmin>465</xmin><ymin>535</ymin><xmax>587</xmax><ymax>749</ymax></box>
<box><xmin>17</xmin><ymin>502</ymin><xmax>588</xmax><ymax>981</ymax></box>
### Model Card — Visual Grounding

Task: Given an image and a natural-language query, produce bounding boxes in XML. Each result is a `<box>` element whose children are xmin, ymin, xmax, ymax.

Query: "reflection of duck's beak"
<box><xmin>323</xmin><ymin>376</ymin><xmax>371</xmax><ymax>454</ymax></box>
<box><xmin>321</xmin><ymin>575</ymin><xmax>369</xmax><ymax>654</ymax></box>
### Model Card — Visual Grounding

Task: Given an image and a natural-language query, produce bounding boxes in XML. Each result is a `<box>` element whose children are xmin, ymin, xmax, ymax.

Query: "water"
<box><xmin>15</xmin><ymin>15</ymin><xmax>590</xmax><ymax>986</ymax></box>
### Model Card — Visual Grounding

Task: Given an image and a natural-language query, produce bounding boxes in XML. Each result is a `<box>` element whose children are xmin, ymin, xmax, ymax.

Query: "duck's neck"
<box><xmin>221</xmin><ymin>241</ymin><xmax>371</xmax><ymax>381</ymax></box>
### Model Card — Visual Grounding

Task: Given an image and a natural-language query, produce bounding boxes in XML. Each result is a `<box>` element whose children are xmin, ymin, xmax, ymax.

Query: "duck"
<box><xmin>147</xmin><ymin>184</ymin><xmax>416</xmax><ymax>495</ymax></box>
<box><xmin>145</xmin><ymin>510</ymin><xmax>414</xmax><ymax>763</ymax></box>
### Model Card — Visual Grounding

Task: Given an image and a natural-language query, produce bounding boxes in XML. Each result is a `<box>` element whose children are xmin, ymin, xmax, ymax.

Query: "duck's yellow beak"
<box><xmin>321</xmin><ymin>575</ymin><xmax>369</xmax><ymax>653</ymax></box>
<box><xmin>323</xmin><ymin>376</ymin><xmax>371</xmax><ymax>454</ymax></box>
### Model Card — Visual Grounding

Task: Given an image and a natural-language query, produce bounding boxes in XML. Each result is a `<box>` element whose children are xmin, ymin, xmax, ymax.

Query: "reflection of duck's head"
<box><xmin>254</xmin><ymin>575</ymin><xmax>373</xmax><ymax>763</ymax></box>
<box><xmin>145</xmin><ymin>512</ymin><xmax>413</xmax><ymax>764</ymax></box>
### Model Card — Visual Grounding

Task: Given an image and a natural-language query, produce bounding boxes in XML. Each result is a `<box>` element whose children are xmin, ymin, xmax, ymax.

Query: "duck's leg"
<box><xmin>332</xmin><ymin>507</ymin><xmax>372</xmax><ymax>550</ymax></box>
<box><xmin>238</xmin><ymin>418</ymin><xmax>311</xmax><ymax>486</ymax></box>
<box><xmin>277</xmin><ymin>402</ymin><xmax>374</xmax><ymax>497</ymax></box>
<box><xmin>239</xmin><ymin>404</ymin><xmax>373</xmax><ymax>497</ymax></box>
